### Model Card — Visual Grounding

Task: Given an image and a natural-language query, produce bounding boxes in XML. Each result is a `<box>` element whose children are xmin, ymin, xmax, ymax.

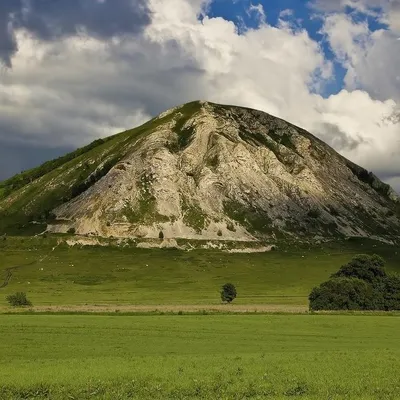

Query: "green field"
<box><xmin>0</xmin><ymin>314</ymin><xmax>399</xmax><ymax>399</ymax></box>
<box><xmin>1</xmin><ymin>236</ymin><xmax>400</xmax><ymax>308</ymax></box>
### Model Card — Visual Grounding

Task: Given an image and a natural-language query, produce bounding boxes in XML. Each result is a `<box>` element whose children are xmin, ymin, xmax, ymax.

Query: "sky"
<box><xmin>0</xmin><ymin>0</ymin><xmax>399</xmax><ymax>190</ymax></box>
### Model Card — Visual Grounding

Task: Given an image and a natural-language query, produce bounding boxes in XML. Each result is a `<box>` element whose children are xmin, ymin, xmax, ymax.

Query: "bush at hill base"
<box><xmin>221</xmin><ymin>283</ymin><xmax>237</xmax><ymax>303</ymax></box>
<box><xmin>309</xmin><ymin>254</ymin><xmax>400</xmax><ymax>311</ymax></box>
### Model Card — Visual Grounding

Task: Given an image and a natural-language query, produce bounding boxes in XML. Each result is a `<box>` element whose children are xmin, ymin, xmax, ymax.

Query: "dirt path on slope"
<box><xmin>0</xmin><ymin>262</ymin><xmax>37</xmax><ymax>289</ymax></box>
<box><xmin>0</xmin><ymin>243</ymin><xmax>61</xmax><ymax>290</ymax></box>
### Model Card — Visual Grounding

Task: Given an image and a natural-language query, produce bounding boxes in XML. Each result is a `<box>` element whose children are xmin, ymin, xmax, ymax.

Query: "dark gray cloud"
<box><xmin>0</xmin><ymin>141</ymin><xmax>73</xmax><ymax>180</ymax></box>
<box><xmin>0</xmin><ymin>0</ymin><xmax>151</xmax><ymax>66</ymax></box>
<box><xmin>318</xmin><ymin>122</ymin><xmax>400</xmax><ymax>189</ymax></box>
<box><xmin>0</xmin><ymin>1</ymin><xmax>22</xmax><ymax>67</ymax></box>
<box><xmin>319</xmin><ymin>122</ymin><xmax>368</xmax><ymax>152</ymax></box>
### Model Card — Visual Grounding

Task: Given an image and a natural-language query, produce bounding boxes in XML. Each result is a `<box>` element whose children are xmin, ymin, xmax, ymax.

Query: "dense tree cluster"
<box><xmin>309</xmin><ymin>254</ymin><xmax>400</xmax><ymax>311</ymax></box>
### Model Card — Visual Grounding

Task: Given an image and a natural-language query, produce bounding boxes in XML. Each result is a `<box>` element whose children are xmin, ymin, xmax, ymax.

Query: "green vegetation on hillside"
<box><xmin>223</xmin><ymin>200</ymin><xmax>274</xmax><ymax>234</ymax></box>
<box><xmin>0</xmin><ymin>138</ymin><xmax>111</xmax><ymax>200</ymax></box>
<box><xmin>121</xmin><ymin>173</ymin><xmax>169</xmax><ymax>224</ymax></box>
<box><xmin>346</xmin><ymin>160</ymin><xmax>394</xmax><ymax>199</ymax></box>
<box><xmin>0</xmin><ymin>314</ymin><xmax>399</xmax><ymax>399</ymax></box>
<box><xmin>172</xmin><ymin>101</ymin><xmax>202</xmax><ymax>150</ymax></box>
<box><xmin>181</xmin><ymin>198</ymin><xmax>207</xmax><ymax>233</ymax></box>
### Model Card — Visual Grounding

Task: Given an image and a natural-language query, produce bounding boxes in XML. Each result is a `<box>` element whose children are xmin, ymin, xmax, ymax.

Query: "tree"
<box><xmin>6</xmin><ymin>292</ymin><xmax>32</xmax><ymax>307</ymax></box>
<box><xmin>309</xmin><ymin>277</ymin><xmax>373</xmax><ymax>311</ymax></box>
<box><xmin>159</xmin><ymin>231</ymin><xmax>164</xmax><ymax>240</ymax></box>
<box><xmin>331</xmin><ymin>254</ymin><xmax>386</xmax><ymax>284</ymax></box>
<box><xmin>309</xmin><ymin>254</ymin><xmax>400</xmax><ymax>311</ymax></box>
<box><xmin>381</xmin><ymin>274</ymin><xmax>400</xmax><ymax>311</ymax></box>
<box><xmin>221</xmin><ymin>283</ymin><xmax>237</xmax><ymax>303</ymax></box>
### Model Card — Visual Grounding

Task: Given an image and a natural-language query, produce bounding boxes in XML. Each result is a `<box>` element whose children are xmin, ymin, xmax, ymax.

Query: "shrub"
<box><xmin>221</xmin><ymin>283</ymin><xmax>237</xmax><ymax>303</ymax></box>
<box><xmin>226</xmin><ymin>222</ymin><xmax>236</xmax><ymax>232</ymax></box>
<box><xmin>217</xmin><ymin>229</ymin><xmax>222</xmax><ymax>237</ymax></box>
<box><xmin>67</xmin><ymin>228</ymin><xmax>76</xmax><ymax>234</ymax></box>
<box><xmin>6</xmin><ymin>292</ymin><xmax>32</xmax><ymax>307</ymax></box>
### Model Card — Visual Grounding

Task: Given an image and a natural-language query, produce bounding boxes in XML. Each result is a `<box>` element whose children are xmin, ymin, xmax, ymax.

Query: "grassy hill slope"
<box><xmin>1</xmin><ymin>237</ymin><xmax>399</xmax><ymax>307</ymax></box>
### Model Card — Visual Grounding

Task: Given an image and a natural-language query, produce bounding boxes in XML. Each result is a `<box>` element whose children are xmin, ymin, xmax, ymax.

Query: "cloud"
<box><xmin>320</xmin><ymin>12</ymin><xmax>400</xmax><ymax>102</ymax></box>
<box><xmin>312</xmin><ymin>90</ymin><xmax>399</xmax><ymax>179</ymax></box>
<box><xmin>0</xmin><ymin>0</ymin><xmax>151</xmax><ymax>67</ymax></box>
<box><xmin>385</xmin><ymin>176</ymin><xmax>400</xmax><ymax>193</ymax></box>
<box><xmin>247</xmin><ymin>3</ymin><xmax>266</xmax><ymax>25</ymax></box>
<box><xmin>385</xmin><ymin>1</ymin><xmax>400</xmax><ymax>33</ymax></box>
<box><xmin>318</xmin><ymin>122</ymin><xmax>368</xmax><ymax>151</ymax></box>
<box><xmin>310</xmin><ymin>0</ymin><xmax>400</xmax><ymax>33</ymax></box>
<box><xmin>0</xmin><ymin>142</ymin><xmax>73</xmax><ymax>181</ymax></box>
<box><xmin>279</xmin><ymin>9</ymin><xmax>294</xmax><ymax>18</ymax></box>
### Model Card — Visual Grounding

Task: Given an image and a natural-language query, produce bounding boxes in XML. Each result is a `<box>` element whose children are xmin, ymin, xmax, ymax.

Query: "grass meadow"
<box><xmin>0</xmin><ymin>314</ymin><xmax>399</xmax><ymax>399</ymax></box>
<box><xmin>1</xmin><ymin>236</ymin><xmax>400</xmax><ymax>307</ymax></box>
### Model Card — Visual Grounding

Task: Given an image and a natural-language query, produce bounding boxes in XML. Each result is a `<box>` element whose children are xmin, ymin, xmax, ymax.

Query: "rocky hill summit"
<box><xmin>1</xmin><ymin>101</ymin><xmax>399</xmax><ymax>242</ymax></box>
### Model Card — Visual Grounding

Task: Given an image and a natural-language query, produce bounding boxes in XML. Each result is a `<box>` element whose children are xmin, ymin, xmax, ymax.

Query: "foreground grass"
<box><xmin>1</xmin><ymin>236</ymin><xmax>400</xmax><ymax>307</ymax></box>
<box><xmin>0</xmin><ymin>314</ymin><xmax>399</xmax><ymax>399</ymax></box>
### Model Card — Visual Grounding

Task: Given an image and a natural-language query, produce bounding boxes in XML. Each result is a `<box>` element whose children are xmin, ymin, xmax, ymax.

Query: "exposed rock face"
<box><xmin>1</xmin><ymin>101</ymin><xmax>400</xmax><ymax>241</ymax></box>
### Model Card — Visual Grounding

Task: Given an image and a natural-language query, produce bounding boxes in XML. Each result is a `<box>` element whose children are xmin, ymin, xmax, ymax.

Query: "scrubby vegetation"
<box><xmin>309</xmin><ymin>254</ymin><xmax>400</xmax><ymax>311</ymax></box>
<box><xmin>346</xmin><ymin>161</ymin><xmax>394</xmax><ymax>199</ymax></box>
<box><xmin>181</xmin><ymin>198</ymin><xmax>207</xmax><ymax>233</ymax></box>
<box><xmin>223</xmin><ymin>200</ymin><xmax>273</xmax><ymax>234</ymax></box>
<box><xmin>173</xmin><ymin>101</ymin><xmax>202</xmax><ymax>150</ymax></box>
<box><xmin>6</xmin><ymin>292</ymin><xmax>32</xmax><ymax>307</ymax></box>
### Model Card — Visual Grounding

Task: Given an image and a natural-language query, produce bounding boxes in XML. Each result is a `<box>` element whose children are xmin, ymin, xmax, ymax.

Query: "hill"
<box><xmin>1</xmin><ymin>101</ymin><xmax>399</xmax><ymax>241</ymax></box>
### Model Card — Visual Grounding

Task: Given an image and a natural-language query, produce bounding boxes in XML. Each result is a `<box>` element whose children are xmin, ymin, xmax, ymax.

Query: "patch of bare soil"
<box><xmin>0</xmin><ymin>304</ymin><xmax>308</xmax><ymax>314</ymax></box>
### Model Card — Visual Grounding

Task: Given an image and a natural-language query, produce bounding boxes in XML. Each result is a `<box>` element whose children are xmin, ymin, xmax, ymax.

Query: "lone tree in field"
<box><xmin>221</xmin><ymin>283</ymin><xmax>237</xmax><ymax>303</ymax></box>
<box><xmin>6</xmin><ymin>292</ymin><xmax>32</xmax><ymax>307</ymax></box>
<box><xmin>309</xmin><ymin>254</ymin><xmax>400</xmax><ymax>311</ymax></box>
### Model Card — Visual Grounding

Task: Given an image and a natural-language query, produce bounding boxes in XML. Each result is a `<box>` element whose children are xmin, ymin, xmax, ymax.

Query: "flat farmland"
<box><xmin>0</xmin><ymin>314</ymin><xmax>399</xmax><ymax>399</ymax></box>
